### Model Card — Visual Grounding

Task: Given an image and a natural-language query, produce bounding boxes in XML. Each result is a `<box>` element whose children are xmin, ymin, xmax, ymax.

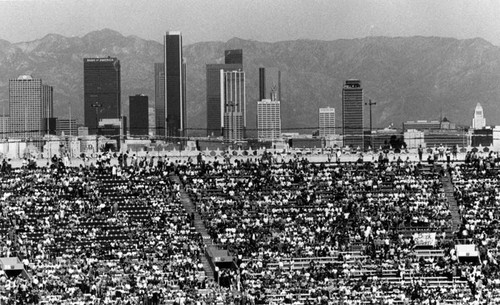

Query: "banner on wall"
<box><xmin>413</xmin><ymin>232</ymin><xmax>436</xmax><ymax>246</ymax></box>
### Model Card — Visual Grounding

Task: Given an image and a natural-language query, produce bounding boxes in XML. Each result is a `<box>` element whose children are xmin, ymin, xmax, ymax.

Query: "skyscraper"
<box><xmin>42</xmin><ymin>84</ymin><xmax>55</xmax><ymax>134</ymax></box>
<box><xmin>257</xmin><ymin>99</ymin><xmax>281</xmax><ymax>141</ymax></box>
<box><xmin>206</xmin><ymin>64</ymin><xmax>242</xmax><ymax>137</ymax></box>
<box><xmin>259</xmin><ymin>67</ymin><xmax>281</xmax><ymax>101</ymax></box>
<box><xmin>164</xmin><ymin>31</ymin><xmax>186</xmax><ymax>139</ymax></box>
<box><xmin>342</xmin><ymin>79</ymin><xmax>364</xmax><ymax>149</ymax></box>
<box><xmin>9</xmin><ymin>75</ymin><xmax>53</xmax><ymax>139</ymax></box>
<box><xmin>472</xmin><ymin>103</ymin><xmax>486</xmax><ymax>129</ymax></box>
<box><xmin>222</xmin><ymin>70</ymin><xmax>246</xmax><ymax>140</ymax></box>
<box><xmin>154</xmin><ymin>63</ymin><xmax>165</xmax><ymax>136</ymax></box>
<box><xmin>129</xmin><ymin>94</ymin><xmax>149</xmax><ymax>136</ymax></box>
<box><xmin>319</xmin><ymin>107</ymin><xmax>336</xmax><ymax>138</ymax></box>
<box><xmin>259</xmin><ymin>68</ymin><xmax>266</xmax><ymax>101</ymax></box>
<box><xmin>41</xmin><ymin>85</ymin><xmax>53</xmax><ymax>120</ymax></box>
<box><xmin>83</xmin><ymin>57</ymin><xmax>121</xmax><ymax>135</ymax></box>
<box><xmin>206</xmin><ymin>49</ymin><xmax>243</xmax><ymax>137</ymax></box>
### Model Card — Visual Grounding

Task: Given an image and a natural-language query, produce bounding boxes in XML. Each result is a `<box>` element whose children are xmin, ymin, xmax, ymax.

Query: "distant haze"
<box><xmin>0</xmin><ymin>0</ymin><xmax>499</xmax><ymax>46</ymax></box>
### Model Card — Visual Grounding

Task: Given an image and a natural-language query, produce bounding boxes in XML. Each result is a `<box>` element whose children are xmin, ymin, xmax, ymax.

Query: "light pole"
<box><xmin>91</xmin><ymin>102</ymin><xmax>103</xmax><ymax>154</ymax></box>
<box><xmin>365</xmin><ymin>99</ymin><xmax>376</xmax><ymax>150</ymax></box>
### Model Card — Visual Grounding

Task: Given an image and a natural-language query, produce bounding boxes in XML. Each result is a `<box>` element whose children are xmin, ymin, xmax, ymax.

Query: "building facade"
<box><xmin>154</xmin><ymin>63</ymin><xmax>165</xmax><ymax>136</ymax></box>
<box><xmin>319</xmin><ymin>107</ymin><xmax>336</xmax><ymax>138</ymax></box>
<box><xmin>224</xmin><ymin>49</ymin><xmax>243</xmax><ymax>65</ymax></box>
<box><xmin>129</xmin><ymin>94</ymin><xmax>149</xmax><ymax>136</ymax></box>
<box><xmin>206</xmin><ymin>63</ymin><xmax>243</xmax><ymax>137</ymax></box>
<box><xmin>57</xmin><ymin>119</ymin><xmax>78</xmax><ymax>136</ymax></box>
<box><xmin>206</xmin><ymin>49</ymin><xmax>243</xmax><ymax>137</ymax></box>
<box><xmin>83</xmin><ymin>57</ymin><xmax>121</xmax><ymax>135</ymax></box>
<box><xmin>222</xmin><ymin>70</ymin><xmax>246</xmax><ymax>141</ymax></box>
<box><xmin>0</xmin><ymin>115</ymin><xmax>8</xmax><ymax>140</ymax></box>
<box><xmin>472</xmin><ymin>103</ymin><xmax>486</xmax><ymax>130</ymax></box>
<box><xmin>41</xmin><ymin>84</ymin><xmax>55</xmax><ymax>135</ymax></box>
<box><xmin>164</xmin><ymin>31</ymin><xmax>186</xmax><ymax>139</ymax></box>
<box><xmin>257</xmin><ymin>99</ymin><xmax>281</xmax><ymax>141</ymax></box>
<box><xmin>258</xmin><ymin>67</ymin><xmax>281</xmax><ymax>101</ymax></box>
<box><xmin>9</xmin><ymin>75</ymin><xmax>53</xmax><ymax>139</ymax></box>
<box><xmin>403</xmin><ymin>120</ymin><xmax>441</xmax><ymax>132</ymax></box>
<box><xmin>342</xmin><ymin>79</ymin><xmax>363</xmax><ymax>149</ymax></box>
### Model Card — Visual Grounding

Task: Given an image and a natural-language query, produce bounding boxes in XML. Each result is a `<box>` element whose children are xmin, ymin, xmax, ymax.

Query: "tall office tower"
<box><xmin>164</xmin><ymin>31</ymin><xmax>186</xmax><ymax>139</ymax></box>
<box><xmin>41</xmin><ymin>85</ymin><xmax>53</xmax><ymax>119</ymax></box>
<box><xmin>84</xmin><ymin>57</ymin><xmax>121</xmax><ymax>135</ymax></box>
<box><xmin>129</xmin><ymin>94</ymin><xmax>149</xmax><ymax>136</ymax></box>
<box><xmin>41</xmin><ymin>84</ymin><xmax>55</xmax><ymax>134</ymax></box>
<box><xmin>342</xmin><ymin>79</ymin><xmax>364</xmax><ymax>149</ymax></box>
<box><xmin>154</xmin><ymin>63</ymin><xmax>165</xmax><ymax>136</ymax></box>
<box><xmin>319</xmin><ymin>107</ymin><xmax>336</xmax><ymax>138</ymax></box>
<box><xmin>206</xmin><ymin>49</ymin><xmax>243</xmax><ymax>137</ymax></box>
<box><xmin>225</xmin><ymin>49</ymin><xmax>243</xmax><ymax>65</ymax></box>
<box><xmin>257</xmin><ymin>99</ymin><xmax>281</xmax><ymax>141</ymax></box>
<box><xmin>259</xmin><ymin>67</ymin><xmax>281</xmax><ymax>101</ymax></box>
<box><xmin>9</xmin><ymin>75</ymin><xmax>53</xmax><ymax>139</ymax></box>
<box><xmin>259</xmin><ymin>68</ymin><xmax>266</xmax><ymax>101</ymax></box>
<box><xmin>222</xmin><ymin>70</ymin><xmax>246</xmax><ymax>140</ymax></box>
<box><xmin>472</xmin><ymin>103</ymin><xmax>486</xmax><ymax>129</ymax></box>
<box><xmin>0</xmin><ymin>115</ymin><xmax>8</xmax><ymax>140</ymax></box>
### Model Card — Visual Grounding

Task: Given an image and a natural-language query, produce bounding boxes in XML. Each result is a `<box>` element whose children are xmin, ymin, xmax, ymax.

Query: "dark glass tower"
<box><xmin>206</xmin><ymin>49</ymin><xmax>243</xmax><ymax>137</ymax></box>
<box><xmin>342</xmin><ymin>79</ymin><xmax>364</xmax><ymax>150</ymax></box>
<box><xmin>259</xmin><ymin>68</ymin><xmax>266</xmax><ymax>101</ymax></box>
<box><xmin>164</xmin><ymin>31</ymin><xmax>185</xmax><ymax>139</ymax></box>
<box><xmin>129</xmin><ymin>94</ymin><xmax>149</xmax><ymax>136</ymax></box>
<box><xmin>259</xmin><ymin>67</ymin><xmax>281</xmax><ymax>101</ymax></box>
<box><xmin>225</xmin><ymin>49</ymin><xmax>243</xmax><ymax>65</ymax></box>
<box><xmin>83</xmin><ymin>57</ymin><xmax>121</xmax><ymax>135</ymax></box>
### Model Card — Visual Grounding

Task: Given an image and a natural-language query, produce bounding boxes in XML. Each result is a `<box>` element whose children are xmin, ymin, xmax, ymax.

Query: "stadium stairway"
<box><xmin>441</xmin><ymin>170</ymin><xmax>462</xmax><ymax>233</ymax></box>
<box><xmin>170</xmin><ymin>175</ymin><xmax>215</xmax><ymax>279</ymax></box>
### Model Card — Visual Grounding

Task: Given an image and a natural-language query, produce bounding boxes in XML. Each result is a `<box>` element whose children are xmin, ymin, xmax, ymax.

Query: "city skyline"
<box><xmin>0</xmin><ymin>29</ymin><xmax>498</xmax><ymax>139</ymax></box>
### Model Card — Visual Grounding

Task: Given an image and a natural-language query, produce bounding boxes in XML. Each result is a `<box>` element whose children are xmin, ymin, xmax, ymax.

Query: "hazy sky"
<box><xmin>0</xmin><ymin>0</ymin><xmax>499</xmax><ymax>46</ymax></box>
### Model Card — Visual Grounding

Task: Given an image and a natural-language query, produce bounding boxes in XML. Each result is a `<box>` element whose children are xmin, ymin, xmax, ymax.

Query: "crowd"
<box><xmin>1</xmin><ymin>149</ymin><xmax>500</xmax><ymax>304</ymax></box>
<box><xmin>449</xmin><ymin>152</ymin><xmax>500</xmax><ymax>303</ymax></box>
<box><xmin>0</xmin><ymin>153</ymin><xmax>220</xmax><ymax>304</ymax></box>
<box><xmin>182</xmin><ymin>157</ymin><xmax>450</xmax><ymax>258</ymax></box>
<box><xmin>180</xmin><ymin>153</ymin><xmax>500</xmax><ymax>304</ymax></box>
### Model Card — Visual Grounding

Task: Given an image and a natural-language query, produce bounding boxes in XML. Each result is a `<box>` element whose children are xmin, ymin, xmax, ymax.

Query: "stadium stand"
<box><xmin>0</xmin><ymin>150</ymin><xmax>499</xmax><ymax>304</ymax></box>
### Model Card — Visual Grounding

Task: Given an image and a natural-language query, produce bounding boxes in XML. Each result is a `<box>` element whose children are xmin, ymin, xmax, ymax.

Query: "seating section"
<box><xmin>181</xmin><ymin>158</ymin><xmax>498</xmax><ymax>304</ymax></box>
<box><xmin>1</xmin><ymin>153</ymin><xmax>500</xmax><ymax>304</ymax></box>
<box><xmin>0</xmin><ymin>160</ymin><xmax>217</xmax><ymax>304</ymax></box>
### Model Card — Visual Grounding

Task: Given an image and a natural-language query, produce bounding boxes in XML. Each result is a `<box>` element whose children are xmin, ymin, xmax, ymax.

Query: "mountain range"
<box><xmin>0</xmin><ymin>29</ymin><xmax>499</xmax><ymax>137</ymax></box>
